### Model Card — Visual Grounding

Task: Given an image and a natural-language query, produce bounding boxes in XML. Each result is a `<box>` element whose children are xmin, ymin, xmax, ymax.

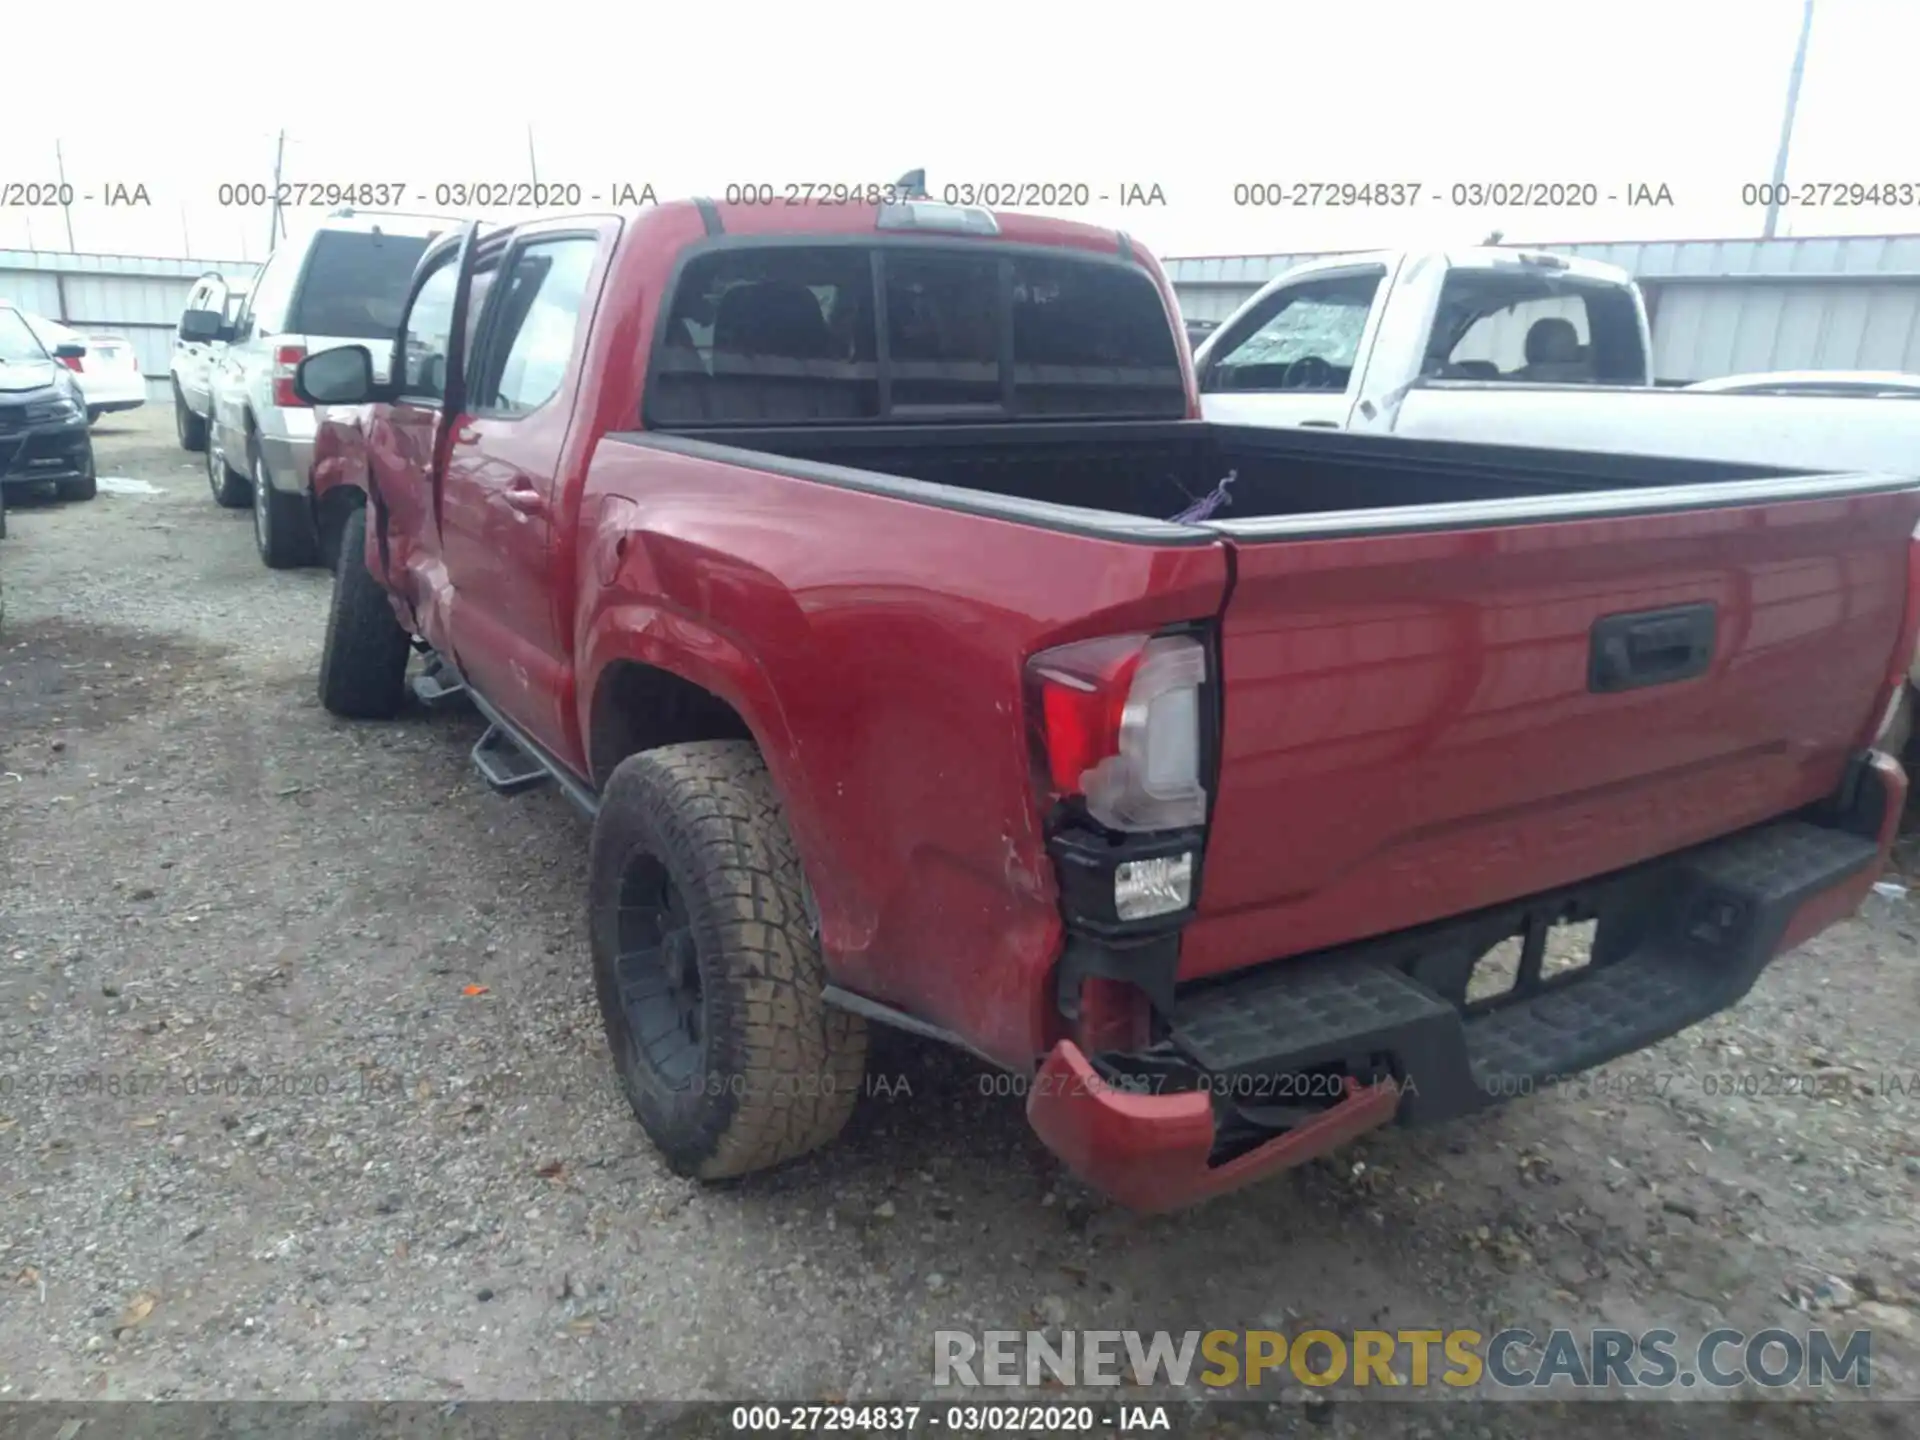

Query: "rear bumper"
<box><xmin>1028</xmin><ymin>753</ymin><xmax>1905</xmax><ymax>1213</ymax></box>
<box><xmin>78</xmin><ymin>376</ymin><xmax>148</xmax><ymax>409</ymax></box>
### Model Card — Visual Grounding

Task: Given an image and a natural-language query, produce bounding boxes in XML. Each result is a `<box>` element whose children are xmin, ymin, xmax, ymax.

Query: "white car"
<box><xmin>20</xmin><ymin>313</ymin><xmax>147</xmax><ymax>424</ymax></box>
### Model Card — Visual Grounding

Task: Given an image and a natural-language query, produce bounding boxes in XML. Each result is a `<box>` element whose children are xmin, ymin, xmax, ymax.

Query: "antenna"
<box><xmin>895</xmin><ymin>169</ymin><xmax>928</xmax><ymax>199</ymax></box>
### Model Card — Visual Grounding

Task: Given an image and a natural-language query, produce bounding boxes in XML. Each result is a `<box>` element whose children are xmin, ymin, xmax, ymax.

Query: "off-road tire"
<box><xmin>316</xmin><ymin>495</ymin><xmax>360</xmax><ymax>575</ymax></box>
<box><xmin>252</xmin><ymin>440</ymin><xmax>318</xmax><ymax>569</ymax></box>
<box><xmin>590</xmin><ymin>740</ymin><xmax>867</xmax><ymax>1179</ymax></box>
<box><xmin>317</xmin><ymin>507</ymin><xmax>410</xmax><ymax>719</ymax></box>
<box><xmin>54</xmin><ymin>449</ymin><xmax>97</xmax><ymax>503</ymax></box>
<box><xmin>206</xmin><ymin>431</ymin><xmax>249</xmax><ymax>508</ymax></box>
<box><xmin>175</xmin><ymin>384</ymin><xmax>208</xmax><ymax>452</ymax></box>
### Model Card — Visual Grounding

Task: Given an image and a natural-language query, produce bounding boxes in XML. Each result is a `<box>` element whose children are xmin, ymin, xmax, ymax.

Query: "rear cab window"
<box><xmin>1426</xmin><ymin>269</ymin><xmax>1645</xmax><ymax>384</ymax></box>
<box><xmin>291</xmin><ymin>230</ymin><xmax>439</xmax><ymax>341</ymax></box>
<box><xmin>646</xmin><ymin>242</ymin><xmax>1186</xmax><ymax>426</ymax></box>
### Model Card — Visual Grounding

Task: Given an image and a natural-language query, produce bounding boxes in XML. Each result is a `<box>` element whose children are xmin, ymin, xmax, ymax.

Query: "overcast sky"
<box><xmin>5</xmin><ymin>0</ymin><xmax>1915</xmax><ymax>264</ymax></box>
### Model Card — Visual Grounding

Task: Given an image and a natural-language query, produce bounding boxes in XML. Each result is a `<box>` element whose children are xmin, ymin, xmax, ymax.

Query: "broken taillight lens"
<box><xmin>1027</xmin><ymin>632</ymin><xmax>1209</xmax><ymax>833</ymax></box>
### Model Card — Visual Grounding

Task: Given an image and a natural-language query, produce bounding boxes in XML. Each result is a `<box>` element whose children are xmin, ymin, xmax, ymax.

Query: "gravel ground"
<box><xmin>2</xmin><ymin>410</ymin><xmax>1917</xmax><ymax>1435</ymax></box>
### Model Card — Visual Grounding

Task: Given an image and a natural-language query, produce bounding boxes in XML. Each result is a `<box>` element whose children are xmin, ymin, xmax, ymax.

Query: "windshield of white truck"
<box><xmin>1426</xmin><ymin>271</ymin><xmax>1646</xmax><ymax>384</ymax></box>
<box><xmin>647</xmin><ymin>243</ymin><xmax>1187</xmax><ymax>425</ymax></box>
<box><xmin>1198</xmin><ymin>270</ymin><xmax>1384</xmax><ymax>394</ymax></box>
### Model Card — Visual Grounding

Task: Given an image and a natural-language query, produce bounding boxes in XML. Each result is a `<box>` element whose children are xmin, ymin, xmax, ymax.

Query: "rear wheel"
<box><xmin>206</xmin><ymin>429</ymin><xmax>249</xmax><ymax>508</ymax></box>
<box><xmin>174</xmin><ymin>385</ymin><xmax>208</xmax><ymax>452</ymax></box>
<box><xmin>251</xmin><ymin>439</ymin><xmax>318</xmax><ymax>569</ymax></box>
<box><xmin>590</xmin><ymin>740</ymin><xmax>868</xmax><ymax>1180</ymax></box>
<box><xmin>317</xmin><ymin>506</ymin><xmax>410</xmax><ymax>719</ymax></box>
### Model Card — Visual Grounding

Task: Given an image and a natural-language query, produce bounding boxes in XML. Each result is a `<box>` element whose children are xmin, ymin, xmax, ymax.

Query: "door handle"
<box><xmin>1589</xmin><ymin>603</ymin><xmax>1716</xmax><ymax>693</ymax></box>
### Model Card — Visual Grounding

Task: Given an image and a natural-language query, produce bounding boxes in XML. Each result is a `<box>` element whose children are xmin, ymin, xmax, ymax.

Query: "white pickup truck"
<box><xmin>1193</xmin><ymin>245</ymin><xmax>1920</xmax><ymax>749</ymax></box>
<box><xmin>1192</xmin><ymin>246</ymin><xmax>1920</xmax><ymax>466</ymax></box>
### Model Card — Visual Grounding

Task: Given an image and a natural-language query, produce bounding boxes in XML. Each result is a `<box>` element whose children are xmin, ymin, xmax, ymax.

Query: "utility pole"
<box><xmin>54</xmin><ymin>140</ymin><xmax>76</xmax><ymax>251</ymax></box>
<box><xmin>528</xmin><ymin>124</ymin><xmax>540</xmax><ymax>188</ymax></box>
<box><xmin>1764</xmin><ymin>0</ymin><xmax>1816</xmax><ymax>239</ymax></box>
<box><xmin>180</xmin><ymin>204</ymin><xmax>193</xmax><ymax>258</ymax></box>
<box><xmin>268</xmin><ymin>129</ymin><xmax>286</xmax><ymax>254</ymax></box>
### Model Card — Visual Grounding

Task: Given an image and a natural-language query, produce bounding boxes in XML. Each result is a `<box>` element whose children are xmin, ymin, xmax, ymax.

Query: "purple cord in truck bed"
<box><xmin>1169</xmin><ymin>470</ymin><xmax>1236</xmax><ymax>524</ymax></box>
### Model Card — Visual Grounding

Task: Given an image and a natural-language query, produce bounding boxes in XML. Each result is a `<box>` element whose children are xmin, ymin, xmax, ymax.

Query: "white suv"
<box><xmin>180</xmin><ymin>210</ymin><xmax>449</xmax><ymax>567</ymax></box>
<box><xmin>170</xmin><ymin>271</ymin><xmax>251</xmax><ymax>450</ymax></box>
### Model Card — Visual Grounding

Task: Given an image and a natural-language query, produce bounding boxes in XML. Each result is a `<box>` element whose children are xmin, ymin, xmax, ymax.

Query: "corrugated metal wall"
<box><xmin>0</xmin><ymin>250</ymin><xmax>260</xmax><ymax>402</ymax></box>
<box><xmin>1648</xmin><ymin>282</ymin><xmax>1920</xmax><ymax>378</ymax></box>
<box><xmin>1164</xmin><ymin>234</ymin><xmax>1920</xmax><ymax>382</ymax></box>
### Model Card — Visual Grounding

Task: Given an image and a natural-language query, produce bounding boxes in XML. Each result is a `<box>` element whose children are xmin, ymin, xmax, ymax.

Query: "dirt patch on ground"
<box><xmin>0</xmin><ymin>617</ymin><xmax>232</xmax><ymax>750</ymax></box>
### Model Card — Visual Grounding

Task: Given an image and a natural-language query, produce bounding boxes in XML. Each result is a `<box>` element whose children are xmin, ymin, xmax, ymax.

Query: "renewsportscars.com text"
<box><xmin>934</xmin><ymin>1327</ymin><xmax>1874</xmax><ymax>1392</ymax></box>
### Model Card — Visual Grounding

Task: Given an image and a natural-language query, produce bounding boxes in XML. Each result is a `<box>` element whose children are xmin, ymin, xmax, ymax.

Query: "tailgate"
<box><xmin>1181</xmin><ymin>479</ymin><xmax>1920</xmax><ymax>982</ymax></box>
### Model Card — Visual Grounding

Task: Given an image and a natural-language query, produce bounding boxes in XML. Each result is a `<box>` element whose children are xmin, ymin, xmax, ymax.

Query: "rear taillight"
<box><xmin>1027</xmin><ymin>632</ymin><xmax>1209</xmax><ymax>833</ymax></box>
<box><xmin>58</xmin><ymin>352</ymin><xmax>83</xmax><ymax>373</ymax></box>
<box><xmin>272</xmin><ymin>344</ymin><xmax>309</xmax><ymax>407</ymax></box>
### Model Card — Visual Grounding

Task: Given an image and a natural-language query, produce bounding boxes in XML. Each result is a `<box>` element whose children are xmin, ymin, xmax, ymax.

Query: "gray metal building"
<box><xmin>1164</xmin><ymin>233</ymin><xmax>1920</xmax><ymax>384</ymax></box>
<box><xmin>0</xmin><ymin>249</ymin><xmax>259</xmax><ymax>404</ymax></box>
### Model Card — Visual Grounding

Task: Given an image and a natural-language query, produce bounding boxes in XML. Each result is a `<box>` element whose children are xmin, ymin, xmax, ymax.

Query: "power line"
<box><xmin>268</xmin><ymin>130</ymin><xmax>286</xmax><ymax>254</ymax></box>
<box><xmin>54</xmin><ymin>140</ymin><xmax>76</xmax><ymax>251</ymax></box>
<box><xmin>1764</xmin><ymin>0</ymin><xmax>1816</xmax><ymax>240</ymax></box>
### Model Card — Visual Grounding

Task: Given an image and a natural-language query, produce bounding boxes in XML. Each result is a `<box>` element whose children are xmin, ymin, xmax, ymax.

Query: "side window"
<box><xmin>241</xmin><ymin>249</ymin><xmax>298</xmax><ymax>338</ymax></box>
<box><xmin>459</xmin><ymin>264</ymin><xmax>498</xmax><ymax>398</ymax></box>
<box><xmin>397</xmin><ymin>257</ymin><xmax>462</xmax><ymax>400</ymax></box>
<box><xmin>1433</xmin><ymin>274</ymin><xmax>1645</xmax><ymax>385</ymax></box>
<box><xmin>1201</xmin><ymin>272</ymin><xmax>1383</xmax><ymax>394</ymax></box>
<box><xmin>470</xmin><ymin>237</ymin><xmax>597</xmax><ymax>415</ymax></box>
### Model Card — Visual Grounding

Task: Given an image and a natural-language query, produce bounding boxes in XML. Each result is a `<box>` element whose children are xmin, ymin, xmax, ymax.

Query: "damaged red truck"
<box><xmin>296</xmin><ymin>196</ymin><xmax>1920</xmax><ymax>1212</ymax></box>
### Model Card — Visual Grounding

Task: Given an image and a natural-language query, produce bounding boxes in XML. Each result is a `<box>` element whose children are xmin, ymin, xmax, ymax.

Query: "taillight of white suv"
<box><xmin>272</xmin><ymin>345</ymin><xmax>309</xmax><ymax>408</ymax></box>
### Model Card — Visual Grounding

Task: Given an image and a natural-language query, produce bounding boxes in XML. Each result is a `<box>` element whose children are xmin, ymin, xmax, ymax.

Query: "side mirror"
<box><xmin>179</xmin><ymin>308</ymin><xmax>227</xmax><ymax>344</ymax></box>
<box><xmin>296</xmin><ymin>345</ymin><xmax>376</xmax><ymax>406</ymax></box>
<box><xmin>52</xmin><ymin>342</ymin><xmax>87</xmax><ymax>361</ymax></box>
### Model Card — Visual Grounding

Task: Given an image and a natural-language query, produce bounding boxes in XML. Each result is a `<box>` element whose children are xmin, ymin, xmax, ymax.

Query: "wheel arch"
<box><xmin>577</xmin><ymin>612</ymin><xmax>854</xmax><ymax>951</ymax></box>
<box><xmin>588</xmin><ymin>658</ymin><xmax>756</xmax><ymax>791</ymax></box>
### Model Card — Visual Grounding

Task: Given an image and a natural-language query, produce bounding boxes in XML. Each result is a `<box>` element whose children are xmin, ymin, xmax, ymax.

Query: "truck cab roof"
<box><xmin>1239</xmin><ymin>246</ymin><xmax>1636</xmax><ymax>293</ymax></box>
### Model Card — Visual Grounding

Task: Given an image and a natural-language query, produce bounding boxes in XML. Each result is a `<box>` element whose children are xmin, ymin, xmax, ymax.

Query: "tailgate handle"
<box><xmin>1589</xmin><ymin>603</ymin><xmax>1716</xmax><ymax>693</ymax></box>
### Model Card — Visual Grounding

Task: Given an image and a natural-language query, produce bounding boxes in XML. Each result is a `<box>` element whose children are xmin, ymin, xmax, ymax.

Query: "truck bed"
<box><xmin>1383</xmin><ymin>381</ymin><xmax>1920</xmax><ymax>481</ymax></box>
<box><xmin>636</xmin><ymin>418</ymin><xmax>1827</xmax><ymax>531</ymax></box>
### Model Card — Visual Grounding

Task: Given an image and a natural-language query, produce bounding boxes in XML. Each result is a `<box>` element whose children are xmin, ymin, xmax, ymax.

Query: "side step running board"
<box><xmin>415</xmin><ymin>648</ymin><xmax>600</xmax><ymax>816</ymax></box>
<box><xmin>471</xmin><ymin>722</ymin><xmax>552</xmax><ymax>795</ymax></box>
<box><xmin>411</xmin><ymin>655</ymin><xmax>468</xmax><ymax>709</ymax></box>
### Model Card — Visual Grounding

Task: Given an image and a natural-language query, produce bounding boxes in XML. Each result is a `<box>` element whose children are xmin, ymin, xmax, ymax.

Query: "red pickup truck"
<box><xmin>295</xmin><ymin>196</ymin><xmax>1920</xmax><ymax>1212</ymax></box>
